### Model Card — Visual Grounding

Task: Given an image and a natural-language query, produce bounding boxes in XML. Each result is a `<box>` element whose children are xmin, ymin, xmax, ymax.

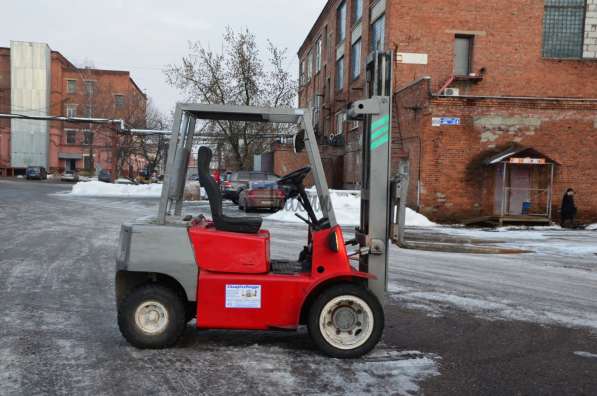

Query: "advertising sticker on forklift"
<box><xmin>225</xmin><ymin>285</ymin><xmax>261</xmax><ymax>309</ymax></box>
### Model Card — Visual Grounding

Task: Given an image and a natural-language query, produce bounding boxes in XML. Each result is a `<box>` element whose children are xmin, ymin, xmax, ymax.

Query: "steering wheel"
<box><xmin>277</xmin><ymin>166</ymin><xmax>311</xmax><ymax>187</ymax></box>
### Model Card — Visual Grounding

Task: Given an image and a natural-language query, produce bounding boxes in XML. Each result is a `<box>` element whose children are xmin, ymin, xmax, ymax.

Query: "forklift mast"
<box><xmin>346</xmin><ymin>51</ymin><xmax>394</xmax><ymax>302</ymax></box>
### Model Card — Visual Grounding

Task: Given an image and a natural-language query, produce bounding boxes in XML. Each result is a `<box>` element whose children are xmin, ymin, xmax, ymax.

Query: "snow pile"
<box><xmin>69</xmin><ymin>181</ymin><xmax>163</xmax><ymax>198</ymax></box>
<box><xmin>267</xmin><ymin>188</ymin><xmax>437</xmax><ymax>227</ymax></box>
<box><xmin>69</xmin><ymin>180</ymin><xmax>207</xmax><ymax>200</ymax></box>
<box><xmin>586</xmin><ymin>223</ymin><xmax>597</xmax><ymax>231</ymax></box>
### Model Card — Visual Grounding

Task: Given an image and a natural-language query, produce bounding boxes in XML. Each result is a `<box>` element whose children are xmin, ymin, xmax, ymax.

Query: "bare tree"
<box><xmin>165</xmin><ymin>27</ymin><xmax>296</xmax><ymax>170</ymax></box>
<box><xmin>137</xmin><ymin>99</ymin><xmax>170</xmax><ymax>176</ymax></box>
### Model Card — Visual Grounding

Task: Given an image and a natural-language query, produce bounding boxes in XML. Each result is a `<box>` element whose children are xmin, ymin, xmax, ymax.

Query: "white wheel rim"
<box><xmin>319</xmin><ymin>295</ymin><xmax>374</xmax><ymax>350</ymax></box>
<box><xmin>134</xmin><ymin>300</ymin><xmax>169</xmax><ymax>335</ymax></box>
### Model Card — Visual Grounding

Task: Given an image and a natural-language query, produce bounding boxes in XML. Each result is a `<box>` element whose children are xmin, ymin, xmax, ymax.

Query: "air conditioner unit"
<box><xmin>444</xmin><ymin>88</ymin><xmax>460</xmax><ymax>96</ymax></box>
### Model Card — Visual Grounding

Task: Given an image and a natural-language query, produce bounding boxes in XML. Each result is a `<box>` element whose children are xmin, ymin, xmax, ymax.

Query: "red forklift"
<box><xmin>115</xmin><ymin>53</ymin><xmax>401</xmax><ymax>358</ymax></box>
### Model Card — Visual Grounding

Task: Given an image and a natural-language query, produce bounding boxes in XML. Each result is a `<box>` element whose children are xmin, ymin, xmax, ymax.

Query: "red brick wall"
<box><xmin>387</xmin><ymin>0</ymin><xmax>597</xmax><ymax>97</ymax></box>
<box><xmin>49</xmin><ymin>59</ymin><xmax>146</xmax><ymax>173</ymax></box>
<box><xmin>296</xmin><ymin>1</ymin><xmax>597</xmax><ymax>223</ymax></box>
<box><xmin>412</xmin><ymin>97</ymin><xmax>597</xmax><ymax>223</ymax></box>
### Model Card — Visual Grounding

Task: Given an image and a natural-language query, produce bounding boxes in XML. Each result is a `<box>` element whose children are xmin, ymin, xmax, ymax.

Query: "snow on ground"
<box><xmin>388</xmin><ymin>239</ymin><xmax>597</xmax><ymax>332</ymax></box>
<box><xmin>69</xmin><ymin>181</ymin><xmax>163</xmax><ymax>197</ymax></box>
<box><xmin>135</xmin><ymin>343</ymin><xmax>440</xmax><ymax>396</ymax></box>
<box><xmin>68</xmin><ymin>180</ymin><xmax>206</xmax><ymax>199</ymax></box>
<box><xmin>587</xmin><ymin>223</ymin><xmax>597</xmax><ymax>231</ymax></box>
<box><xmin>392</xmin><ymin>283</ymin><xmax>597</xmax><ymax>331</ymax></box>
<box><xmin>428</xmin><ymin>225</ymin><xmax>597</xmax><ymax>258</ymax></box>
<box><xmin>574</xmin><ymin>351</ymin><xmax>597</xmax><ymax>359</ymax></box>
<box><xmin>267</xmin><ymin>188</ymin><xmax>437</xmax><ymax>227</ymax></box>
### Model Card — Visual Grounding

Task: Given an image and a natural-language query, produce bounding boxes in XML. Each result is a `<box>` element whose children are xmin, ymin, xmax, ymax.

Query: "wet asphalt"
<box><xmin>0</xmin><ymin>179</ymin><xmax>596</xmax><ymax>395</ymax></box>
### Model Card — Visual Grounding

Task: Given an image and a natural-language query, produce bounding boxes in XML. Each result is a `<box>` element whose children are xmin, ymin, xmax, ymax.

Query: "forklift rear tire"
<box><xmin>308</xmin><ymin>283</ymin><xmax>384</xmax><ymax>358</ymax></box>
<box><xmin>118</xmin><ymin>284</ymin><xmax>186</xmax><ymax>349</ymax></box>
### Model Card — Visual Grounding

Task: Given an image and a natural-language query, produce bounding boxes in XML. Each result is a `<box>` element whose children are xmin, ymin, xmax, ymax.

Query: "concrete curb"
<box><xmin>400</xmin><ymin>240</ymin><xmax>532</xmax><ymax>255</ymax></box>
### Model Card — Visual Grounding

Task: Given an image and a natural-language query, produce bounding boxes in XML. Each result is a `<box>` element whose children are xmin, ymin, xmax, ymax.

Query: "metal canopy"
<box><xmin>157</xmin><ymin>103</ymin><xmax>335</xmax><ymax>227</ymax></box>
<box><xmin>484</xmin><ymin>146</ymin><xmax>559</xmax><ymax>165</ymax></box>
<box><xmin>173</xmin><ymin>103</ymin><xmax>303</xmax><ymax>124</ymax></box>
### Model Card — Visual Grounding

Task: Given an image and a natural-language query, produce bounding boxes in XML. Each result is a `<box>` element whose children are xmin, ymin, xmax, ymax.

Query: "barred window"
<box><xmin>542</xmin><ymin>0</ymin><xmax>586</xmax><ymax>58</ymax></box>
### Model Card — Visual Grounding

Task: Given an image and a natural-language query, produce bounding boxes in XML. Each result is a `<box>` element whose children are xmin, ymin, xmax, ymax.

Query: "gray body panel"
<box><xmin>116</xmin><ymin>218</ymin><xmax>197</xmax><ymax>301</ymax></box>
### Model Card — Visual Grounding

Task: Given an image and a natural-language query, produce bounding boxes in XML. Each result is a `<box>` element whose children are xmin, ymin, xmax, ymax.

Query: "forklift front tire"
<box><xmin>308</xmin><ymin>283</ymin><xmax>384</xmax><ymax>358</ymax></box>
<box><xmin>118</xmin><ymin>284</ymin><xmax>186</xmax><ymax>349</ymax></box>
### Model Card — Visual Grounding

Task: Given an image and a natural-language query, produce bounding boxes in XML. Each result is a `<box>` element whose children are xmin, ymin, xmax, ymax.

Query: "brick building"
<box><xmin>0</xmin><ymin>41</ymin><xmax>147</xmax><ymax>177</ymax></box>
<box><xmin>298</xmin><ymin>0</ymin><xmax>597</xmax><ymax>223</ymax></box>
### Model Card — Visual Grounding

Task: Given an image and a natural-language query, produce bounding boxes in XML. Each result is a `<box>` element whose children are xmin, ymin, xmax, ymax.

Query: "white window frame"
<box><xmin>315</xmin><ymin>38</ymin><xmax>322</xmax><ymax>73</ymax></box>
<box><xmin>66</xmin><ymin>79</ymin><xmax>77</xmax><ymax>94</ymax></box>
<box><xmin>65</xmin><ymin>128</ymin><xmax>78</xmax><ymax>145</ymax></box>
<box><xmin>336</xmin><ymin>56</ymin><xmax>345</xmax><ymax>91</ymax></box>
<box><xmin>66</xmin><ymin>104</ymin><xmax>77</xmax><ymax>118</ymax></box>
<box><xmin>371</xmin><ymin>15</ymin><xmax>385</xmax><ymax>52</ymax></box>
<box><xmin>337</xmin><ymin>1</ymin><xmax>347</xmax><ymax>44</ymax></box>
<box><xmin>335</xmin><ymin>111</ymin><xmax>346</xmax><ymax>135</ymax></box>
<box><xmin>351</xmin><ymin>39</ymin><xmax>362</xmax><ymax>80</ymax></box>
<box><xmin>82</xmin><ymin>129</ymin><xmax>93</xmax><ymax>146</ymax></box>
<box><xmin>84</xmin><ymin>80</ymin><xmax>95</xmax><ymax>96</ymax></box>
<box><xmin>114</xmin><ymin>94</ymin><xmax>125</xmax><ymax>109</ymax></box>
<box><xmin>352</xmin><ymin>0</ymin><xmax>363</xmax><ymax>25</ymax></box>
<box><xmin>306</xmin><ymin>49</ymin><xmax>313</xmax><ymax>81</ymax></box>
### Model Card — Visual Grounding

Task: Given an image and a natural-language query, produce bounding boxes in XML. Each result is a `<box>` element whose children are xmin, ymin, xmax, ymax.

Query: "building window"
<box><xmin>315</xmin><ymin>38</ymin><xmax>322</xmax><ymax>73</ymax></box>
<box><xmin>371</xmin><ymin>15</ymin><xmax>385</xmax><ymax>52</ymax></box>
<box><xmin>83</xmin><ymin>130</ymin><xmax>93</xmax><ymax>145</ymax></box>
<box><xmin>85</xmin><ymin>104</ymin><xmax>93</xmax><ymax>118</ymax></box>
<box><xmin>66</xmin><ymin>129</ymin><xmax>77</xmax><ymax>145</ymax></box>
<box><xmin>115</xmin><ymin>94</ymin><xmax>125</xmax><ymax>108</ymax></box>
<box><xmin>84</xmin><ymin>80</ymin><xmax>95</xmax><ymax>96</ymax></box>
<box><xmin>542</xmin><ymin>0</ymin><xmax>586</xmax><ymax>58</ymax></box>
<box><xmin>300</xmin><ymin>59</ymin><xmax>306</xmax><ymax>86</ymax></box>
<box><xmin>337</xmin><ymin>1</ymin><xmax>347</xmax><ymax>44</ymax></box>
<box><xmin>83</xmin><ymin>155</ymin><xmax>93</xmax><ymax>171</ymax></box>
<box><xmin>352</xmin><ymin>0</ymin><xmax>363</xmax><ymax>24</ymax></box>
<box><xmin>336</xmin><ymin>56</ymin><xmax>345</xmax><ymax>91</ymax></box>
<box><xmin>351</xmin><ymin>39</ymin><xmax>362</xmax><ymax>80</ymax></box>
<box><xmin>454</xmin><ymin>35</ymin><xmax>474</xmax><ymax>76</ymax></box>
<box><xmin>66</xmin><ymin>104</ymin><xmax>77</xmax><ymax>118</ymax></box>
<box><xmin>335</xmin><ymin>111</ymin><xmax>346</xmax><ymax>135</ymax></box>
<box><xmin>67</xmin><ymin>80</ymin><xmax>76</xmax><ymax>94</ymax></box>
<box><xmin>306</xmin><ymin>49</ymin><xmax>313</xmax><ymax>81</ymax></box>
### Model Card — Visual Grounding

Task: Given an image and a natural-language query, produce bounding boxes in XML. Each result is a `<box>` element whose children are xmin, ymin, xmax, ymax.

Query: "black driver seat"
<box><xmin>197</xmin><ymin>147</ymin><xmax>262</xmax><ymax>234</ymax></box>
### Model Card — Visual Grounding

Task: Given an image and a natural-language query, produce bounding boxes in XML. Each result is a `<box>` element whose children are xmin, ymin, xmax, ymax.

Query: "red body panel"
<box><xmin>188</xmin><ymin>223</ymin><xmax>372</xmax><ymax>330</ymax></box>
<box><xmin>189</xmin><ymin>225</ymin><xmax>270</xmax><ymax>274</ymax></box>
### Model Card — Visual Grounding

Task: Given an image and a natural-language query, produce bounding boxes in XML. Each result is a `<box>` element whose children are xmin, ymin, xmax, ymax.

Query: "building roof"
<box><xmin>298</xmin><ymin>1</ymin><xmax>334</xmax><ymax>56</ymax></box>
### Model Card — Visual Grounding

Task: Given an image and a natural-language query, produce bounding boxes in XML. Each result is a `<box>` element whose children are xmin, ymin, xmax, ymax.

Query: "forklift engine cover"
<box><xmin>189</xmin><ymin>224</ymin><xmax>270</xmax><ymax>274</ymax></box>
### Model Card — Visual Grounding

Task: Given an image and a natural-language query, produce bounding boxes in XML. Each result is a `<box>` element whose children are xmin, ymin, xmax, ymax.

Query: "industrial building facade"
<box><xmin>0</xmin><ymin>41</ymin><xmax>147</xmax><ymax>177</ymax></box>
<box><xmin>298</xmin><ymin>0</ymin><xmax>597</xmax><ymax>223</ymax></box>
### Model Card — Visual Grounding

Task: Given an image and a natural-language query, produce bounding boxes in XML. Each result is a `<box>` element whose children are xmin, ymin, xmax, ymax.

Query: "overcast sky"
<box><xmin>0</xmin><ymin>0</ymin><xmax>323</xmax><ymax>116</ymax></box>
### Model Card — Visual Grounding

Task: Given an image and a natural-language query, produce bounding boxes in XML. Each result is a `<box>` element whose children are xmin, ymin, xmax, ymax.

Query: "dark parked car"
<box><xmin>26</xmin><ymin>166</ymin><xmax>47</xmax><ymax>180</ymax></box>
<box><xmin>238</xmin><ymin>181</ymin><xmax>285</xmax><ymax>212</ymax></box>
<box><xmin>221</xmin><ymin>171</ymin><xmax>278</xmax><ymax>204</ymax></box>
<box><xmin>98</xmin><ymin>170</ymin><xmax>113</xmax><ymax>183</ymax></box>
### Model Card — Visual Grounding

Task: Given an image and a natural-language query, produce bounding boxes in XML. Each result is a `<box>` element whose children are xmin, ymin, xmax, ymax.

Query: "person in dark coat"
<box><xmin>560</xmin><ymin>188</ymin><xmax>577</xmax><ymax>228</ymax></box>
